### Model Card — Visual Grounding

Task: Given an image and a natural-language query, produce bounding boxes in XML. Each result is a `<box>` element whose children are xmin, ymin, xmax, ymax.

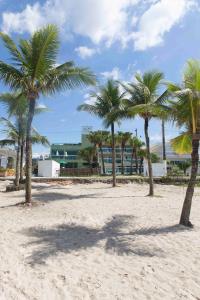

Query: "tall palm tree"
<box><xmin>0</xmin><ymin>117</ymin><xmax>50</xmax><ymax>185</ymax></box>
<box><xmin>168</xmin><ymin>60</ymin><xmax>200</xmax><ymax>227</ymax></box>
<box><xmin>117</xmin><ymin>131</ymin><xmax>132</xmax><ymax>174</ymax></box>
<box><xmin>86</xmin><ymin>130</ymin><xmax>110</xmax><ymax>174</ymax></box>
<box><xmin>122</xmin><ymin>71</ymin><xmax>168</xmax><ymax>196</ymax></box>
<box><xmin>78</xmin><ymin>80</ymin><xmax>125</xmax><ymax>187</ymax></box>
<box><xmin>0</xmin><ymin>25</ymin><xmax>95</xmax><ymax>204</ymax></box>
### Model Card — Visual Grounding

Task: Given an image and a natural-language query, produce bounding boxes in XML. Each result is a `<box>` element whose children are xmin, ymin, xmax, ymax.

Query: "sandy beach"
<box><xmin>0</xmin><ymin>181</ymin><xmax>199</xmax><ymax>300</ymax></box>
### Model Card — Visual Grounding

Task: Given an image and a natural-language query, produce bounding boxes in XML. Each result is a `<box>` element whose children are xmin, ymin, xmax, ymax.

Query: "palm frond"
<box><xmin>170</xmin><ymin>132</ymin><xmax>192</xmax><ymax>154</ymax></box>
<box><xmin>0</xmin><ymin>32</ymin><xmax>24</xmax><ymax>65</ymax></box>
<box><xmin>0</xmin><ymin>61</ymin><xmax>24</xmax><ymax>90</ymax></box>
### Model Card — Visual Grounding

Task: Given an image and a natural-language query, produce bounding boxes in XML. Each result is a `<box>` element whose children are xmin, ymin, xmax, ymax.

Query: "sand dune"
<box><xmin>0</xmin><ymin>181</ymin><xmax>199</xmax><ymax>300</ymax></box>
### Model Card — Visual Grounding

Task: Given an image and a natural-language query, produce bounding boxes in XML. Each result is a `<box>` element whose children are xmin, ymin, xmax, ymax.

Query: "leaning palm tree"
<box><xmin>0</xmin><ymin>117</ymin><xmax>20</xmax><ymax>186</ymax></box>
<box><xmin>117</xmin><ymin>131</ymin><xmax>132</xmax><ymax>174</ymax></box>
<box><xmin>78</xmin><ymin>80</ymin><xmax>125</xmax><ymax>187</ymax></box>
<box><xmin>86</xmin><ymin>130</ymin><xmax>110</xmax><ymax>174</ymax></box>
<box><xmin>0</xmin><ymin>25</ymin><xmax>95</xmax><ymax>204</ymax></box>
<box><xmin>168</xmin><ymin>60</ymin><xmax>200</xmax><ymax>227</ymax></box>
<box><xmin>0</xmin><ymin>91</ymin><xmax>48</xmax><ymax>183</ymax></box>
<box><xmin>122</xmin><ymin>71</ymin><xmax>168</xmax><ymax>196</ymax></box>
<box><xmin>0</xmin><ymin>117</ymin><xmax>50</xmax><ymax>185</ymax></box>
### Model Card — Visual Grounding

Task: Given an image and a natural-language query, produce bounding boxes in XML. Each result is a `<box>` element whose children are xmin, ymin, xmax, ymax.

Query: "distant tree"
<box><xmin>0</xmin><ymin>117</ymin><xmax>49</xmax><ymax>185</ymax></box>
<box><xmin>129</xmin><ymin>136</ymin><xmax>145</xmax><ymax>174</ymax></box>
<box><xmin>117</xmin><ymin>132</ymin><xmax>132</xmax><ymax>174</ymax></box>
<box><xmin>86</xmin><ymin>130</ymin><xmax>110</xmax><ymax>174</ymax></box>
<box><xmin>79</xmin><ymin>147</ymin><xmax>96</xmax><ymax>171</ymax></box>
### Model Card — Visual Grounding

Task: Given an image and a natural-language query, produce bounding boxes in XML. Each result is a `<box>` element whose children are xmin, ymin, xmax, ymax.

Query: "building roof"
<box><xmin>151</xmin><ymin>142</ymin><xmax>191</xmax><ymax>160</ymax></box>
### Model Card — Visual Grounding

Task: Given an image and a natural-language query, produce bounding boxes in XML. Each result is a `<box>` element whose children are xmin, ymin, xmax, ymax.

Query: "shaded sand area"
<box><xmin>0</xmin><ymin>181</ymin><xmax>200</xmax><ymax>300</ymax></box>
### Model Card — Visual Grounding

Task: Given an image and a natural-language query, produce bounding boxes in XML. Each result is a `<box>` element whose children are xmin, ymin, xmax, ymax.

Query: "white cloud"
<box><xmin>101</xmin><ymin>67</ymin><xmax>121</xmax><ymax>80</ymax></box>
<box><xmin>36</xmin><ymin>103</ymin><xmax>47</xmax><ymax>109</ymax></box>
<box><xmin>75</xmin><ymin>46</ymin><xmax>97</xmax><ymax>59</ymax></box>
<box><xmin>133</xmin><ymin>0</ymin><xmax>196</xmax><ymax>50</ymax></box>
<box><xmin>2</xmin><ymin>0</ymin><xmax>139</xmax><ymax>46</ymax></box>
<box><xmin>1</xmin><ymin>0</ymin><xmax>197</xmax><ymax>51</ymax></box>
<box><xmin>83</xmin><ymin>93</ymin><xmax>96</xmax><ymax>105</ymax></box>
<box><xmin>2</xmin><ymin>3</ymin><xmax>44</xmax><ymax>34</ymax></box>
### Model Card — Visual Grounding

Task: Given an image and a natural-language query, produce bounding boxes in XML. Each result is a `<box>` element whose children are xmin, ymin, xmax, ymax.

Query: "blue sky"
<box><xmin>0</xmin><ymin>0</ymin><xmax>200</xmax><ymax>155</ymax></box>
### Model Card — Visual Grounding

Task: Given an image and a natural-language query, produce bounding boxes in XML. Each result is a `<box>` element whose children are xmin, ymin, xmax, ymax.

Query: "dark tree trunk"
<box><xmin>14</xmin><ymin>139</ymin><xmax>20</xmax><ymax>187</ymax></box>
<box><xmin>135</xmin><ymin>148</ymin><xmax>139</xmax><ymax>174</ymax></box>
<box><xmin>111</xmin><ymin>123</ymin><xmax>116</xmax><ymax>187</ymax></box>
<box><xmin>130</xmin><ymin>149</ymin><xmax>134</xmax><ymax>175</ymax></box>
<box><xmin>180</xmin><ymin>135</ymin><xmax>199</xmax><ymax>227</ymax></box>
<box><xmin>144</xmin><ymin>118</ymin><xmax>154</xmax><ymax>196</ymax></box>
<box><xmin>100</xmin><ymin>146</ymin><xmax>105</xmax><ymax>174</ymax></box>
<box><xmin>162</xmin><ymin>120</ymin><xmax>166</xmax><ymax>160</ymax></box>
<box><xmin>25</xmin><ymin>99</ymin><xmax>36</xmax><ymax>204</ymax></box>
<box><xmin>121</xmin><ymin>146</ymin><xmax>124</xmax><ymax>175</ymax></box>
<box><xmin>20</xmin><ymin>143</ymin><xmax>24</xmax><ymax>182</ymax></box>
<box><xmin>139</xmin><ymin>157</ymin><xmax>143</xmax><ymax>174</ymax></box>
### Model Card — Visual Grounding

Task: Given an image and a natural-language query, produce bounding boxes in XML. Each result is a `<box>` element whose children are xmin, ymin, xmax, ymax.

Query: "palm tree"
<box><xmin>0</xmin><ymin>92</ymin><xmax>48</xmax><ymax>183</ymax></box>
<box><xmin>86</xmin><ymin>130</ymin><xmax>110</xmax><ymax>174</ymax></box>
<box><xmin>162</xmin><ymin>120</ymin><xmax>166</xmax><ymax>160</ymax></box>
<box><xmin>0</xmin><ymin>117</ymin><xmax>50</xmax><ymax>185</ymax></box>
<box><xmin>79</xmin><ymin>147</ymin><xmax>96</xmax><ymax>171</ymax></box>
<box><xmin>168</xmin><ymin>60</ymin><xmax>200</xmax><ymax>227</ymax></box>
<box><xmin>0</xmin><ymin>25</ymin><xmax>95</xmax><ymax>204</ymax></box>
<box><xmin>117</xmin><ymin>132</ymin><xmax>132</xmax><ymax>174</ymax></box>
<box><xmin>78</xmin><ymin>80</ymin><xmax>125</xmax><ymax>187</ymax></box>
<box><xmin>123</xmin><ymin>71</ymin><xmax>168</xmax><ymax>196</ymax></box>
<box><xmin>129</xmin><ymin>136</ymin><xmax>145</xmax><ymax>174</ymax></box>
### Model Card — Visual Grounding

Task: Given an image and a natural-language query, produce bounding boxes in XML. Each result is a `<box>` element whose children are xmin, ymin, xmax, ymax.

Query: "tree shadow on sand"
<box><xmin>22</xmin><ymin>215</ymin><xmax>190</xmax><ymax>265</ymax></box>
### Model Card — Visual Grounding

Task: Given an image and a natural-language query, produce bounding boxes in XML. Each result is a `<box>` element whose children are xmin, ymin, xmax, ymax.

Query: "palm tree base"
<box><xmin>179</xmin><ymin>220</ymin><xmax>194</xmax><ymax>228</ymax></box>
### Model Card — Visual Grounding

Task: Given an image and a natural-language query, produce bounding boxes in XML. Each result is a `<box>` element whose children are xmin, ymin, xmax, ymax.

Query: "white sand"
<box><xmin>0</xmin><ymin>181</ymin><xmax>200</xmax><ymax>300</ymax></box>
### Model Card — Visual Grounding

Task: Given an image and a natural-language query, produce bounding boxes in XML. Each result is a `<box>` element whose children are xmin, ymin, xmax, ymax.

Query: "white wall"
<box><xmin>143</xmin><ymin>160</ymin><xmax>167</xmax><ymax>177</ymax></box>
<box><xmin>38</xmin><ymin>160</ymin><xmax>60</xmax><ymax>177</ymax></box>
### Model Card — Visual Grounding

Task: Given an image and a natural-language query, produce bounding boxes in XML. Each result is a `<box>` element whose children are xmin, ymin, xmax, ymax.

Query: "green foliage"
<box><xmin>168</xmin><ymin>165</ymin><xmax>184</xmax><ymax>177</ymax></box>
<box><xmin>86</xmin><ymin>130</ymin><xmax>110</xmax><ymax>147</ymax></box>
<box><xmin>78</xmin><ymin>80</ymin><xmax>126</xmax><ymax>128</ymax></box>
<box><xmin>151</xmin><ymin>153</ymin><xmax>160</xmax><ymax>163</ymax></box>
<box><xmin>122</xmin><ymin>70</ymin><xmax>169</xmax><ymax>120</ymax></box>
<box><xmin>79</xmin><ymin>147</ymin><xmax>96</xmax><ymax>166</ymax></box>
<box><xmin>0</xmin><ymin>25</ymin><xmax>96</xmax><ymax>96</ymax></box>
<box><xmin>117</xmin><ymin>132</ymin><xmax>132</xmax><ymax>147</ymax></box>
<box><xmin>179</xmin><ymin>161</ymin><xmax>191</xmax><ymax>174</ymax></box>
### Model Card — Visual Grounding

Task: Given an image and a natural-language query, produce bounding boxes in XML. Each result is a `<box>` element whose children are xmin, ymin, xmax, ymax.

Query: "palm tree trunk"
<box><xmin>25</xmin><ymin>99</ymin><xmax>36</xmax><ymax>204</ymax></box>
<box><xmin>20</xmin><ymin>143</ymin><xmax>24</xmax><ymax>182</ymax></box>
<box><xmin>130</xmin><ymin>149</ymin><xmax>134</xmax><ymax>175</ymax></box>
<box><xmin>14</xmin><ymin>139</ymin><xmax>20</xmax><ymax>187</ymax></box>
<box><xmin>135</xmin><ymin>148</ymin><xmax>139</xmax><ymax>174</ymax></box>
<box><xmin>121</xmin><ymin>146</ymin><xmax>124</xmax><ymax>175</ymax></box>
<box><xmin>100</xmin><ymin>146</ymin><xmax>105</xmax><ymax>174</ymax></box>
<box><xmin>144</xmin><ymin>118</ymin><xmax>154</xmax><ymax>196</ymax></box>
<box><xmin>111</xmin><ymin>123</ymin><xmax>116</xmax><ymax>187</ymax></box>
<box><xmin>139</xmin><ymin>157</ymin><xmax>143</xmax><ymax>174</ymax></box>
<box><xmin>162</xmin><ymin>120</ymin><xmax>166</xmax><ymax>160</ymax></box>
<box><xmin>180</xmin><ymin>135</ymin><xmax>199</xmax><ymax>227</ymax></box>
